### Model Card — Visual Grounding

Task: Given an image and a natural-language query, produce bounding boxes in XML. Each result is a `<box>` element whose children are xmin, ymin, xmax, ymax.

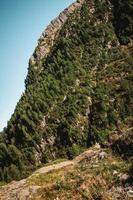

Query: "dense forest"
<box><xmin>0</xmin><ymin>0</ymin><xmax>133</xmax><ymax>182</ymax></box>
<box><xmin>111</xmin><ymin>0</ymin><xmax>133</xmax><ymax>44</ymax></box>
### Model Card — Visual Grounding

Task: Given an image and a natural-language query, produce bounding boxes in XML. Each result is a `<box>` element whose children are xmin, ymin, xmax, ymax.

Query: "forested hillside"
<box><xmin>0</xmin><ymin>0</ymin><xmax>132</xmax><ymax>182</ymax></box>
<box><xmin>111</xmin><ymin>0</ymin><xmax>133</xmax><ymax>44</ymax></box>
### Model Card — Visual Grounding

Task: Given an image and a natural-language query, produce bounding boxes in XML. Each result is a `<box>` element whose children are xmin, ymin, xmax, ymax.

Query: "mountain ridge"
<box><xmin>29</xmin><ymin>0</ymin><xmax>84</xmax><ymax>67</ymax></box>
<box><xmin>0</xmin><ymin>0</ymin><xmax>132</xmax><ymax>186</ymax></box>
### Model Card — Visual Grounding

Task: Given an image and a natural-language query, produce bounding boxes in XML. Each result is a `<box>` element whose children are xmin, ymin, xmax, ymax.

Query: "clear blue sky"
<box><xmin>0</xmin><ymin>0</ymin><xmax>75</xmax><ymax>131</ymax></box>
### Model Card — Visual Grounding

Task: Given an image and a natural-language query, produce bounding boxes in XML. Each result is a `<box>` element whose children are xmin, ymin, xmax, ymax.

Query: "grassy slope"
<box><xmin>28</xmin><ymin>146</ymin><xmax>132</xmax><ymax>200</ymax></box>
<box><xmin>0</xmin><ymin>0</ymin><xmax>132</xmax><ymax>183</ymax></box>
<box><xmin>0</xmin><ymin>145</ymin><xmax>132</xmax><ymax>199</ymax></box>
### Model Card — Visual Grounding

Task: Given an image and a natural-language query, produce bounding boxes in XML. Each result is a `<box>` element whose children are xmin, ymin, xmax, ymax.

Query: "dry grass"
<box><xmin>29</xmin><ymin>150</ymin><xmax>131</xmax><ymax>200</ymax></box>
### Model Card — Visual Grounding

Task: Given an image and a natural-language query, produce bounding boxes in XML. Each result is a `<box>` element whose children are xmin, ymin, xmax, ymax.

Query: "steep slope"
<box><xmin>0</xmin><ymin>0</ymin><xmax>133</xmax><ymax>183</ymax></box>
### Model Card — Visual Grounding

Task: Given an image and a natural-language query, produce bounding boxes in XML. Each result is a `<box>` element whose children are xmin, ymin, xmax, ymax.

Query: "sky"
<box><xmin>0</xmin><ymin>0</ymin><xmax>75</xmax><ymax>131</ymax></box>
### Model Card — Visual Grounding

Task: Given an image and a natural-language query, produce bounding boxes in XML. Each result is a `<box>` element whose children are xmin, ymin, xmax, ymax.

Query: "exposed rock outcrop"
<box><xmin>29</xmin><ymin>0</ymin><xmax>84</xmax><ymax>67</ymax></box>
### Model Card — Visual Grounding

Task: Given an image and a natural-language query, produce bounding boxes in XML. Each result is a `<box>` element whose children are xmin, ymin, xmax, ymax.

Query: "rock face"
<box><xmin>29</xmin><ymin>0</ymin><xmax>84</xmax><ymax>66</ymax></box>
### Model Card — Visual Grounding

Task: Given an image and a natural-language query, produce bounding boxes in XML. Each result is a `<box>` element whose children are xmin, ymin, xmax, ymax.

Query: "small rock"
<box><xmin>127</xmin><ymin>190</ymin><xmax>133</xmax><ymax>198</ymax></box>
<box><xmin>95</xmin><ymin>143</ymin><xmax>101</xmax><ymax>149</ymax></box>
<box><xmin>113</xmin><ymin>170</ymin><xmax>118</xmax><ymax>175</ymax></box>
<box><xmin>98</xmin><ymin>152</ymin><xmax>107</xmax><ymax>159</ymax></box>
<box><xmin>119</xmin><ymin>173</ymin><xmax>130</xmax><ymax>182</ymax></box>
<box><xmin>75</xmin><ymin>79</ymin><xmax>80</xmax><ymax>86</ymax></box>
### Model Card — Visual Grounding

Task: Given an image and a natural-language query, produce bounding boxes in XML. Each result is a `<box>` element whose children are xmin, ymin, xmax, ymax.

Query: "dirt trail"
<box><xmin>0</xmin><ymin>145</ymin><xmax>100</xmax><ymax>200</ymax></box>
<box><xmin>32</xmin><ymin>160</ymin><xmax>74</xmax><ymax>175</ymax></box>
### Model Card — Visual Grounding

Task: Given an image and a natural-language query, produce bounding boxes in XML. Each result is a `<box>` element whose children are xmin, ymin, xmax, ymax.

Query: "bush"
<box><xmin>67</xmin><ymin>144</ymin><xmax>82</xmax><ymax>159</ymax></box>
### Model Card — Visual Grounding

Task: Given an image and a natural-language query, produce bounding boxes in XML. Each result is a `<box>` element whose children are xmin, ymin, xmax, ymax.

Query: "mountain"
<box><xmin>0</xmin><ymin>0</ymin><xmax>132</xmax><ymax>186</ymax></box>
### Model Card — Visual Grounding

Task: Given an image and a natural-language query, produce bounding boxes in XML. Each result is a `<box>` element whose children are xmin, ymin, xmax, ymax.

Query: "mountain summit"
<box><xmin>0</xmin><ymin>0</ymin><xmax>132</xmax><ymax>184</ymax></box>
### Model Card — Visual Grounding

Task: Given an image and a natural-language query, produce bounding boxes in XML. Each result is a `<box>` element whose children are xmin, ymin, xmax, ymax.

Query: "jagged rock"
<box><xmin>29</xmin><ymin>0</ymin><xmax>84</xmax><ymax>66</ymax></box>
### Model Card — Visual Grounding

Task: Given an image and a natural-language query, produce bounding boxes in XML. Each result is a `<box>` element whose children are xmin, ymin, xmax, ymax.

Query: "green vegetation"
<box><xmin>28</xmin><ymin>149</ymin><xmax>131</xmax><ymax>200</ymax></box>
<box><xmin>0</xmin><ymin>0</ymin><xmax>132</xmax><ymax>182</ymax></box>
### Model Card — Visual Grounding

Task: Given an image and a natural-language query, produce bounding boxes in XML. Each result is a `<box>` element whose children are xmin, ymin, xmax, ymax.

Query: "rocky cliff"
<box><xmin>29</xmin><ymin>0</ymin><xmax>84</xmax><ymax>67</ymax></box>
<box><xmin>0</xmin><ymin>0</ymin><xmax>132</xmax><ymax>184</ymax></box>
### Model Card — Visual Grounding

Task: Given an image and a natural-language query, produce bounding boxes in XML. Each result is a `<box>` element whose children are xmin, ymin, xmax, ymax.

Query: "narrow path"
<box><xmin>0</xmin><ymin>145</ymin><xmax>100</xmax><ymax>200</ymax></box>
<box><xmin>32</xmin><ymin>160</ymin><xmax>74</xmax><ymax>175</ymax></box>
